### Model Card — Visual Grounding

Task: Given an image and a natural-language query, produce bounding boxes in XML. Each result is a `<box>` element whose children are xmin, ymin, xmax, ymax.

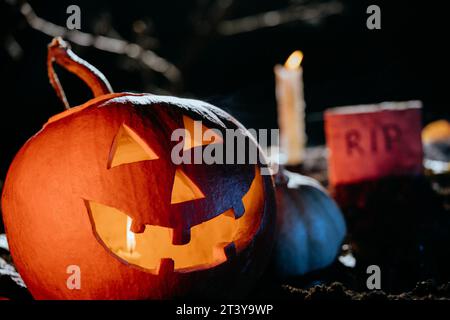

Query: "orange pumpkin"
<box><xmin>1</xmin><ymin>38</ymin><xmax>276</xmax><ymax>299</ymax></box>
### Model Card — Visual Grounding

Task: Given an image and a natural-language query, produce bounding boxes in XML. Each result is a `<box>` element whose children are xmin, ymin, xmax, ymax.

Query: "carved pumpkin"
<box><xmin>274</xmin><ymin>169</ymin><xmax>346</xmax><ymax>276</ymax></box>
<box><xmin>1</xmin><ymin>38</ymin><xmax>276</xmax><ymax>299</ymax></box>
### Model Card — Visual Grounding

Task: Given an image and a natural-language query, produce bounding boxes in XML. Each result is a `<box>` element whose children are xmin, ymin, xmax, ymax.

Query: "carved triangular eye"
<box><xmin>182</xmin><ymin>115</ymin><xmax>223</xmax><ymax>151</ymax></box>
<box><xmin>108</xmin><ymin>124</ymin><xmax>159</xmax><ymax>169</ymax></box>
<box><xmin>171</xmin><ymin>169</ymin><xmax>205</xmax><ymax>204</ymax></box>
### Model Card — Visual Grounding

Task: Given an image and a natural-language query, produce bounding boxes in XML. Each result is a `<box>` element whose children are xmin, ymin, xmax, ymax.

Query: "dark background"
<box><xmin>0</xmin><ymin>0</ymin><xmax>448</xmax><ymax>179</ymax></box>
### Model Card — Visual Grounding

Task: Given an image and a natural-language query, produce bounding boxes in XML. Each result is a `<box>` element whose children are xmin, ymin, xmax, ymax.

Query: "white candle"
<box><xmin>274</xmin><ymin>50</ymin><xmax>306</xmax><ymax>166</ymax></box>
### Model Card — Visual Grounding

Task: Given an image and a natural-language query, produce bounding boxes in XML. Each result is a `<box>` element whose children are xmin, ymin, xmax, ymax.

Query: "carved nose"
<box><xmin>171</xmin><ymin>169</ymin><xmax>205</xmax><ymax>204</ymax></box>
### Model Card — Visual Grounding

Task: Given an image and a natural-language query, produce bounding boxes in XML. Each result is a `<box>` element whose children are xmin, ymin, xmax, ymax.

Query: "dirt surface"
<box><xmin>280</xmin><ymin>280</ymin><xmax>450</xmax><ymax>301</ymax></box>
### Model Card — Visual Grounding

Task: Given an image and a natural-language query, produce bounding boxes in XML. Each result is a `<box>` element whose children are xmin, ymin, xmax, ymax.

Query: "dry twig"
<box><xmin>18</xmin><ymin>1</ymin><xmax>182</xmax><ymax>86</ymax></box>
<box><xmin>218</xmin><ymin>1</ymin><xmax>343</xmax><ymax>36</ymax></box>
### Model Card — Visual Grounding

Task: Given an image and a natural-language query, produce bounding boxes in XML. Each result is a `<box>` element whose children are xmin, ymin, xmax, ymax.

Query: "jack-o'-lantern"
<box><xmin>1</xmin><ymin>38</ymin><xmax>276</xmax><ymax>299</ymax></box>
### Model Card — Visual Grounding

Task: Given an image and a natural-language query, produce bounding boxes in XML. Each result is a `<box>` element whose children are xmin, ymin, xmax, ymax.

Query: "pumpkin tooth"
<box><xmin>130</xmin><ymin>220</ymin><xmax>145</xmax><ymax>233</ymax></box>
<box><xmin>223</xmin><ymin>242</ymin><xmax>237</xmax><ymax>260</ymax></box>
<box><xmin>232</xmin><ymin>200</ymin><xmax>245</xmax><ymax>219</ymax></box>
<box><xmin>156</xmin><ymin>258</ymin><xmax>175</xmax><ymax>275</ymax></box>
<box><xmin>213</xmin><ymin>242</ymin><xmax>236</xmax><ymax>262</ymax></box>
<box><xmin>171</xmin><ymin>227</ymin><xmax>191</xmax><ymax>245</ymax></box>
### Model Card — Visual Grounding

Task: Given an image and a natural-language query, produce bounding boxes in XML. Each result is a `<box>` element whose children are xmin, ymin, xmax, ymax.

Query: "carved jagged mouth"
<box><xmin>85</xmin><ymin>167</ymin><xmax>264</xmax><ymax>274</ymax></box>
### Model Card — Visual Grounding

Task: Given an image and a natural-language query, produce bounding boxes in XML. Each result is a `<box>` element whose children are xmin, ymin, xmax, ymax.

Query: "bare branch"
<box><xmin>217</xmin><ymin>1</ymin><xmax>344</xmax><ymax>36</ymax></box>
<box><xmin>19</xmin><ymin>2</ymin><xmax>182</xmax><ymax>86</ymax></box>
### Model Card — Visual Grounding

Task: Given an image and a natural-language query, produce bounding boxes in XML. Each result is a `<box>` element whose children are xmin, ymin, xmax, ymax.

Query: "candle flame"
<box><xmin>284</xmin><ymin>50</ymin><xmax>303</xmax><ymax>70</ymax></box>
<box><xmin>126</xmin><ymin>216</ymin><xmax>136</xmax><ymax>253</ymax></box>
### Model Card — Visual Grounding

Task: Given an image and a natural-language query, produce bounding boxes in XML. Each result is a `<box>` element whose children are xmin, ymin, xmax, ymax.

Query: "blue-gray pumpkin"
<box><xmin>274</xmin><ymin>169</ymin><xmax>346</xmax><ymax>276</ymax></box>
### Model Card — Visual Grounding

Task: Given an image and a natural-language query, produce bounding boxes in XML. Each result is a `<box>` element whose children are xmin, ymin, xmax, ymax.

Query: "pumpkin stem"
<box><xmin>47</xmin><ymin>37</ymin><xmax>113</xmax><ymax>109</ymax></box>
